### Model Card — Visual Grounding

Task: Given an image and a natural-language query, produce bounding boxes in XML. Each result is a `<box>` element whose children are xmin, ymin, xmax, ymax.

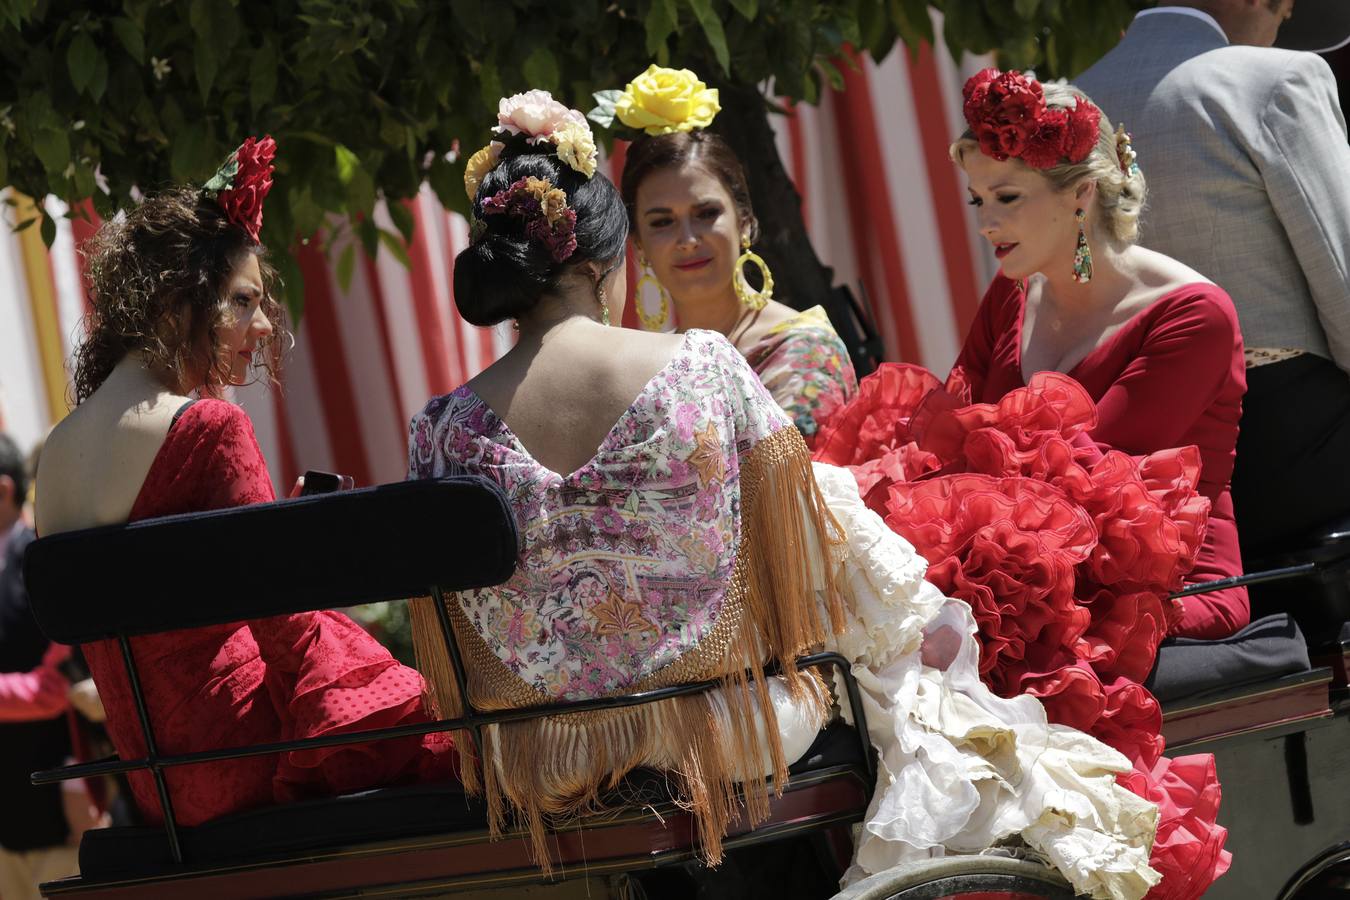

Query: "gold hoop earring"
<box><xmin>733</xmin><ymin>236</ymin><xmax>773</xmax><ymax>311</ymax></box>
<box><xmin>634</xmin><ymin>257</ymin><xmax>671</xmax><ymax>331</ymax></box>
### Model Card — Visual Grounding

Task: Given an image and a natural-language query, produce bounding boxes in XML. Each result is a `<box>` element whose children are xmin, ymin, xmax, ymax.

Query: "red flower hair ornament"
<box><xmin>962</xmin><ymin>69</ymin><xmax>1101</xmax><ymax>170</ymax></box>
<box><xmin>203</xmin><ymin>136</ymin><xmax>277</xmax><ymax>244</ymax></box>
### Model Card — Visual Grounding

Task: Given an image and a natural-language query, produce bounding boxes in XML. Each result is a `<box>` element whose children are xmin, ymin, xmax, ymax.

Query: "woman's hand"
<box><xmin>68</xmin><ymin>678</ymin><xmax>106</xmax><ymax>723</ymax></box>
<box><xmin>920</xmin><ymin>625</ymin><xmax>963</xmax><ymax>671</ymax></box>
<box><xmin>0</xmin><ymin>644</ymin><xmax>71</xmax><ymax>721</ymax></box>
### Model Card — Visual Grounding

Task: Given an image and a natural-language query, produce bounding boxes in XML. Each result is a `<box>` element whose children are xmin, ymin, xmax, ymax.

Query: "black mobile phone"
<box><xmin>299</xmin><ymin>470</ymin><xmax>344</xmax><ymax>496</ymax></box>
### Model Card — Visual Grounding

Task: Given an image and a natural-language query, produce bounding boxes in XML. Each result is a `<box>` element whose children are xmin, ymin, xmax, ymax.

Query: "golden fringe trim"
<box><xmin>413</xmin><ymin>425</ymin><xmax>846</xmax><ymax>872</ymax></box>
<box><xmin>410</xmin><ymin>595</ymin><xmax>480</xmax><ymax>795</ymax></box>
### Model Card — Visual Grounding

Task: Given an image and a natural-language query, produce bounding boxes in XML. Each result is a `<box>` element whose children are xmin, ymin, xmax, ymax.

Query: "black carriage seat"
<box><xmin>1149</xmin><ymin>613</ymin><xmax>1312</xmax><ymax>705</ymax></box>
<box><xmin>22</xmin><ymin>477</ymin><xmax>874</xmax><ymax>898</ymax></box>
<box><xmin>23</xmin><ymin>477</ymin><xmax>519</xmax><ymax>642</ymax></box>
<box><xmin>1156</xmin><ymin>613</ymin><xmax>1333</xmax><ymax>751</ymax></box>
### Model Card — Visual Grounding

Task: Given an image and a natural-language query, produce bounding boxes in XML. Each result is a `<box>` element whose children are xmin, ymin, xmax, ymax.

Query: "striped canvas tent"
<box><xmin>0</xmin><ymin>44</ymin><xmax>993</xmax><ymax>493</ymax></box>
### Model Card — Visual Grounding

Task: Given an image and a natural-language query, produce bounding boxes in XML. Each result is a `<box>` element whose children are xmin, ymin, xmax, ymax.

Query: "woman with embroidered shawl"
<box><xmin>410</xmin><ymin>91</ymin><xmax>1164</xmax><ymax>900</ymax></box>
<box><xmin>408</xmin><ymin>91</ymin><xmax>842</xmax><ymax>869</ymax></box>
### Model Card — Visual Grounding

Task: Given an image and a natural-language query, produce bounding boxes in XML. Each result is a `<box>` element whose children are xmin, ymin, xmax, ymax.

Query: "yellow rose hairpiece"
<box><xmin>588</xmin><ymin>64</ymin><xmax>721</xmax><ymax>136</ymax></box>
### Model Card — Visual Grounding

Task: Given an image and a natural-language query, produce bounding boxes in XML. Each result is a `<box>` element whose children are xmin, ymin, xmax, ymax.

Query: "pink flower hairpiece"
<box><xmin>203</xmin><ymin>136</ymin><xmax>276</xmax><ymax>244</ymax></box>
<box><xmin>961</xmin><ymin>69</ymin><xmax>1100</xmax><ymax>170</ymax></box>
<box><xmin>479</xmin><ymin>175</ymin><xmax>578</xmax><ymax>263</ymax></box>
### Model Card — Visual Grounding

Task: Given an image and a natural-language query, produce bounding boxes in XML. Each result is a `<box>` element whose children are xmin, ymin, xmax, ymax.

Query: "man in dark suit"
<box><xmin>0</xmin><ymin>432</ymin><xmax>79</xmax><ymax>899</ymax></box>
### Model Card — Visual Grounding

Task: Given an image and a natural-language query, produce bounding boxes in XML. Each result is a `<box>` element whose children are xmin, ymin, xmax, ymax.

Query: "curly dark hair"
<box><xmin>71</xmin><ymin>186</ymin><xmax>288</xmax><ymax>403</ymax></box>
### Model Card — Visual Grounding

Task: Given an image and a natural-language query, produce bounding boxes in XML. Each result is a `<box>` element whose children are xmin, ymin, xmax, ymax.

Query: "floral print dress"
<box><xmin>742</xmin><ymin>305</ymin><xmax>858</xmax><ymax>439</ymax></box>
<box><xmin>408</xmin><ymin>329</ymin><xmax>790</xmax><ymax>702</ymax></box>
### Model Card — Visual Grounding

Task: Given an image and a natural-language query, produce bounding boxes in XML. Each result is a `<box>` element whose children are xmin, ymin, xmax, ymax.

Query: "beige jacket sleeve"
<box><xmin>1255</xmin><ymin>52</ymin><xmax>1350</xmax><ymax>372</ymax></box>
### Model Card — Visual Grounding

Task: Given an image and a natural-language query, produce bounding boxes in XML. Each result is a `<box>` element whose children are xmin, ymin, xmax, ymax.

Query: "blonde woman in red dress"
<box><xmin>815</xmin><ymin>71</ymin><xmax>1240</xmax><ymax>898</ymax></box>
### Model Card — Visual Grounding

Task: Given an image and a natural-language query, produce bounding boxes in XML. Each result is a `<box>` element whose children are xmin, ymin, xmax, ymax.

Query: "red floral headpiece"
<box><xmin>961</xmin><ymin>69</ymin><xmax>1100</xmax><ymax>170</ymax></box>
<box><xmin>203</xmin><ymin>136</ymin><xmax>276</xmax><ymax>244</ymax></box>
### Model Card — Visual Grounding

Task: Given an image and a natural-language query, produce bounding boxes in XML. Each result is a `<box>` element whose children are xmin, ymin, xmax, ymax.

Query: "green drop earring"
<box><xmin>1072</xmin><ymin>208</ymin><xmax>1093</xmax><ymax>284</ymax></box>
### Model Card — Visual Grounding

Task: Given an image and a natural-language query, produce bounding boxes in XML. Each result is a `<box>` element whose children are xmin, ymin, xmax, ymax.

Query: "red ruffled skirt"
<box><xmin>813</xmin><ymin>364</ymin><xmax>1231</xmax><ymax>899</ymax></box>
<box><xmin>86</xmin><ymin>611</ymin><xmax>455</xmax><ymax>826</ymax></box>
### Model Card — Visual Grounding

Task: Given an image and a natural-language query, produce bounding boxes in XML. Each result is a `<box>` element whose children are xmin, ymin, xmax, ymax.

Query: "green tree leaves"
<box><xmin>0</xmin><ymin>0</ymin><xmax>1144</xmax><ymax>310</ymax></box>
<box><xmin>66</xmin><ymin>32</ymin><xmax>98</xmax><ymax>92</ymax></box>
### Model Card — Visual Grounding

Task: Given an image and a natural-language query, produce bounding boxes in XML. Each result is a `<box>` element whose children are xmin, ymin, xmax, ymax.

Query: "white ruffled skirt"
<box><xmin>812</xmin><ymin>462</ymin><xmax>1162</xmax><ymax>900</ymax></box>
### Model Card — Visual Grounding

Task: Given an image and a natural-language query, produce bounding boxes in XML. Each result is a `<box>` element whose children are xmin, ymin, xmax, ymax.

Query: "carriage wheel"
<box><xmin>1276</xmin><ymin>841</ymin><xmax>1350</xmax><ymax>900</ymax></box>
<box><xmin>831</xmin><ymin>856</ymin><xmax>1078</xmax><ymax>900</ymax></box>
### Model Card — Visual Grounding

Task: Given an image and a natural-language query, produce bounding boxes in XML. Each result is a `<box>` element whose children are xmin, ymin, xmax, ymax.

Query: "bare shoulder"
<box><xmin>467</xmin><ymin>326</ymin><xmax>686</xmax><ymax>414</ymax></box>
<box><xmin>36</xmin><ymin>386</ymin><xmax>190</xmax><ymax>533</ymax></box>
<box><xmin>1129</xmin><ymin>246</ymin><xmax>1214</xmax><ymax>295</ymax></box>
<box><xmin>620</xmin><ymin>326</ymin><xmax>688</xmax><ymax>356</ymax></box>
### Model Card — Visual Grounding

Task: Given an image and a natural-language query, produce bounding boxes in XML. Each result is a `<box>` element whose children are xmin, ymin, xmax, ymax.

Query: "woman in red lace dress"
<box><xmin>34</xmin><ymin>139</ymin><xmax>452</xmax><ymax>826</ymax></box>
<box><xmin>815</xmin><ymin>73</ymin><xmax>1240</xmax><ymax>898</ymax></box>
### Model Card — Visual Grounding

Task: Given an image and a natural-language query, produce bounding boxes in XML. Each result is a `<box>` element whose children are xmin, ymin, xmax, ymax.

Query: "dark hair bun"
<box><xmin>453</xmin><ymin>149</ymin><xmax>627</xmax><ymax>327</ymax></box>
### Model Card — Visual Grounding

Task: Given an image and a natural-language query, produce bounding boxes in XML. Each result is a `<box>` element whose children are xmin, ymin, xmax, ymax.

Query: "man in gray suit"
<box><xmin>1077</xmin><ymin>2</ymin><xmax>1350</xmax><ymax>559</ymax></box>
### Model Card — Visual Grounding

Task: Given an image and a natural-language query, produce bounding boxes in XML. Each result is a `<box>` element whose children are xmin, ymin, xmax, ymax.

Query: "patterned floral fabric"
<box><xmin>742</xmin><ymin>305</ymin><xmax>858</xmax><ymax>439</ymax></box>
<box><xmin>408</xmin><ymin>330</ymin><xmax>791</xmax><ymax>702</ymax></box>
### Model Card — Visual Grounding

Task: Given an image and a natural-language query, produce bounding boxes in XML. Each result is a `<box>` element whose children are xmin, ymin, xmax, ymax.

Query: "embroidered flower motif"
<box><xmin>614</xmin><ymin>64</ymin><xmax>722</xmax><ymax>135</ymax></box>
<box><xmin>595</xmin><ymin>505</ymin><xmax>625</xmax><ymax>536</ymax></box>
<box><xmin>592</xmin><ymin>588</ymin><xmax>658</xmax><ymax>637</ymax></box>
<box><xmin>689</xmin><ymin>420</ymin><xmax>727</xmax><ymax>486</ymax></box>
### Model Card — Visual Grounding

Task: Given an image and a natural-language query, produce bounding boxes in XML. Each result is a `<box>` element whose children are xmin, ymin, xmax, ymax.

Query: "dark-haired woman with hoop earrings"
<box><xmin>604</xmin><ymin>66</ymin><xmax>857</xmax><ymax>443</ymax></box>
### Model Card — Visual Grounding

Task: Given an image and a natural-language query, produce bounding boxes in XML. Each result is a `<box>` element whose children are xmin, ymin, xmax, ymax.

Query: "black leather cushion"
<box><xmin>78</xmin><ymin>723</ymin><xmax>865</xmax><ymax>880</ymax></box>
<box><xmin>1148</xmin><ymin>613</ymin><xmax>1312</xmax><ymax>704</ymax></box>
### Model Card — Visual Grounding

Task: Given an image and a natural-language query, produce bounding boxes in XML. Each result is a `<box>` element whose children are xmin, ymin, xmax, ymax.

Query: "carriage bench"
<box><xmin>22</xmin><ymin>477</ymin><xmax>875</xmax><ymax>899</ymax></box>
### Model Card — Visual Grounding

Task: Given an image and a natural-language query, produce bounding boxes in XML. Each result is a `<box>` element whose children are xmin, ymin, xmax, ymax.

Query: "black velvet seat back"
<box><xmin>23</xmin><ymin>476</ymin><xmax>518</xmax><ymax>644</ymax></box>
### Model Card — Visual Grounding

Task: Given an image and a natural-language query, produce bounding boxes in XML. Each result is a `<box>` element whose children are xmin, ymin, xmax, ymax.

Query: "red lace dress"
<box><xmin>81</xmin><ymin>399</ymin><xmax>453</xmax><ymax>826</ymax></box>
<box><xmin>812</xmin><ymin>275</ymin><xmax>1244</xmax><ymax>899</ymax></box>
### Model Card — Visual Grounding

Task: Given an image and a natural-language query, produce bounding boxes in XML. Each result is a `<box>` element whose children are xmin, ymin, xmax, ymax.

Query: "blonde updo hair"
<box><xmin>950</xmin><ymin>83</ymin><xmax>1146</xmax><ymax>245</ymax></box>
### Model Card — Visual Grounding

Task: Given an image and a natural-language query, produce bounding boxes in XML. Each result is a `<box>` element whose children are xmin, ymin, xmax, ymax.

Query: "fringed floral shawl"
<box><xmin>407</xmin><ymin>330</ymin><xmax>842</xmax><ymax>868</ymax></box>
<box><xmin>742</xmin><ymin>305</ymin><xmax>858</xmax><ymax>439</ymax></box>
